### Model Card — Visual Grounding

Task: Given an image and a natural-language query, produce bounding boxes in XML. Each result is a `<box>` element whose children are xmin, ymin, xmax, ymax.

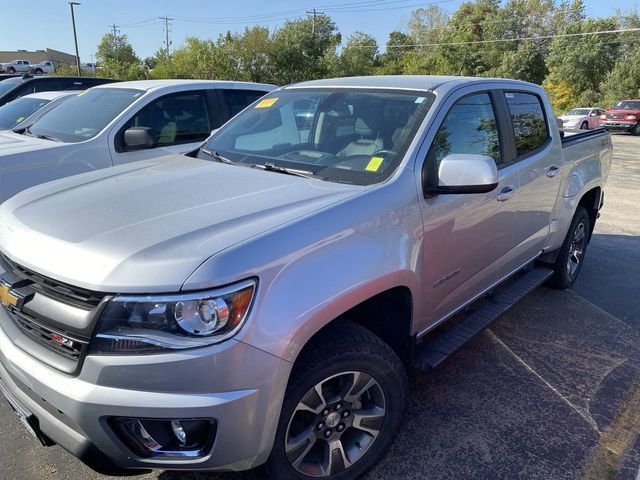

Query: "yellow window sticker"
<box><xmin>365</xmin><ymin>156</ymin><xmax>384</xmax><ymax>172</ymax></box>
<box><xmin>15</xmin><ymin>116</ymin><xmax>25</xmax><ymax>123</ymax></box>
<box><xmin>255</xmin><ymin>98</ymin><xmax>278</xmax><ymax>108</ymax></box>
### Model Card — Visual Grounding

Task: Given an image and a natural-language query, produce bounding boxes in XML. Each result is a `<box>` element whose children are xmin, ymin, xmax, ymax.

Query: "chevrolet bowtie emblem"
<box><xmin>0</xmin><ymin>282</ymin><xmax>21</xmax><ymax>310</ymax></box>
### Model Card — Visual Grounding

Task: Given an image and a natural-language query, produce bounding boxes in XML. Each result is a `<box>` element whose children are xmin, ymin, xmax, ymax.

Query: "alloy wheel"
<box><xmin>566</xmin><ymin>221</ymin><xmax>586</xmax><ymax>279</ymax></box>
<box><xmin>284</xmin><ymin>371</ymin><xmax>386</xmax><ymax>477</ymax></box>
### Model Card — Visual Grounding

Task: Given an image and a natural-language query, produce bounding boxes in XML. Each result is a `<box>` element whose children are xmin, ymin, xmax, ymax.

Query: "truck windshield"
<box><xmin>28</xmin><ymin>88</ymin><xmax>144</xmax><ymax>143</ymax></box>
<box><xmin>202</xmin><ymin>88</ymin><xmax>434</xmax><ymax>186</ymax></box>
<box><xmin>0</xmin><ymin>97</ymin><xmax>51</xmax><ymax>130</ymax></box>
<box><xmin>0</xmin><ymin>78</ymin><xmax>21</xmax><ymax>96</ymax></box>
<box><xmin>615</xmin><ymin>101</ymin><xmax>640</xmax><ymax>110</ymax></box>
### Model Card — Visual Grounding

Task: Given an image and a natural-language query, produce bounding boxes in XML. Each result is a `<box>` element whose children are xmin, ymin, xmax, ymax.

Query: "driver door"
<box><xmin>416</xmin><ymin>89</ymin><xmax>522</xmax><ymax>333</ymax></box>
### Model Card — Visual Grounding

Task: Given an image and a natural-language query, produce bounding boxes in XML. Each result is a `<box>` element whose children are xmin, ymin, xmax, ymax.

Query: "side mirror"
<box><xmin>590</xmin><ymin>112</ymin><xmax>597</xmax><ymax>117</ymax></box>
<box><xmin>124</xmin><ymin>127</ymin><xmax>156</xmax><ymax>151</ymax></box>
<box><xmin>426</xmin><ymin>154</ymin><xmax>499</xmax><ymax>195</ymax></box>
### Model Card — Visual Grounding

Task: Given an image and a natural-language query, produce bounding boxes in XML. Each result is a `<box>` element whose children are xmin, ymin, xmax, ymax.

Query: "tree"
<box><xmin>95</xmin><ymin>32</ymin><xmax>143</xmax><ymax>80</ymax></box>
<box><xmin>339</xmin><ymin>32</ymin><xmax>378</xmax><ymax>77</ymax></box>
<box><xmin>377</xmin><ymin>31</ymin><xmax>413</xmax><ymax>74</ymax></box>
<box><xmin>270</xmin><ymin>14</ymin><xmax>341</xmax><ymax>84</ymax></box>
<box><xmin>151</xmin><ymin>36</ymin><xmax>238</xmax><ymax>80</ymax></box>
<box><xmin>234</xmin><ymin>26</ymin><xmax>273</xmax><ymax>83</ymax></box>
<box><xmin>600</xmin><ymin>49</ymin><xmax>640</xmax><ymax>107</ymax></box>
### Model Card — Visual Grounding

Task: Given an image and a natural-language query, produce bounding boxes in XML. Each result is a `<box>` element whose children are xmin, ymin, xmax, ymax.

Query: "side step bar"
<box><xmin>413</xmin><ymin>267</ymin><xmax>553</xmax><ymax>371</ymax></box>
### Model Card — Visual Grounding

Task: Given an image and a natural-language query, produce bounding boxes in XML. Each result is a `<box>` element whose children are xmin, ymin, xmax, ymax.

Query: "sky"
<box><xmin>0</xmin><ymin>0</ymin><xmax>636</xmax><ymax>63</ymax></box>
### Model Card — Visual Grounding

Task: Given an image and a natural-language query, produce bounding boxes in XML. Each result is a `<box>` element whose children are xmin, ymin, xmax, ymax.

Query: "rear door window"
<box><xmin>505</xmin><ymin>92</ymin><xmax>549</xmax><ymax>156</ymax></box>
<box><xmin>220</xmin><ymin>89</ymin><xmax>269</xmax><ymax>118</ymax></box>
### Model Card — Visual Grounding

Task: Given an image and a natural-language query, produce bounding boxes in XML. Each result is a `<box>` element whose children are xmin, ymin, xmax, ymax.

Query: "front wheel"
<box><xmin>35</xmin><ymin>68</ymin><xmax>43</xmax><ymax>74</ymax></box>
<box><xmin>265</xmin><ymin>321</ymin><xmax>407</xmax><ymax>480</ymax></box>
<box><xmin>580</xmin><ymin>121</ymin><xmax>589</xmax><ymax>130</ymax></box>
<box><xmin>547</xmin><ymin>206</ymin><xmax>590</xmax><ymax>290</ymax></box>
<box><xmin>632</xmin><ymin>123</ymin><xmax>640</xmax><ymax>136</ymax></box>
<box><xmin>7</xmin><ymin>67</ymin><xmax>15</xmax><ymax>73</ymax></box>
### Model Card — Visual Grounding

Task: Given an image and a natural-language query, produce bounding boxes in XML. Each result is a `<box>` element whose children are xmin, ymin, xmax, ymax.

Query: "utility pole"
<box><xmin>110</xmin><ymin>23</ymin><xmax>119</xmax><ymax>60</ymax></box>
<box><xmin>305</xmin><ymin>8</ymin><xmax>325</xmax><ymax>36</ymax></box>
<box><xmin>159</xmin><ymin>16</ymin><xmax>173</xmax><ymax>58</ymax></box>
<box><xmin>69</xmin><ymin>2</ymin><xmax>82</xmax><ymax>76</ymax></box>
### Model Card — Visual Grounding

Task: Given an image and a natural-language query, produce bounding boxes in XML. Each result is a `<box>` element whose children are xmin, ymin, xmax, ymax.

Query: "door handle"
<box><xmin>546</xmin><ymin>165</ymin><xmax>560</xmax><ymax>178</ymax></box>
<box><xmin>496</xmin><ymin>186</ymin><xmax>515</xmax><ymax>202</ymax></box>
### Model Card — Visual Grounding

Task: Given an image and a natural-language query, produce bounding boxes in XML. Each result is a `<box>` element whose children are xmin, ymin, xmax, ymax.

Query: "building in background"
<box><xmin>0</xmin><ymin>48</ymin><xmax>76</xmax><ymax>68</ymax></box>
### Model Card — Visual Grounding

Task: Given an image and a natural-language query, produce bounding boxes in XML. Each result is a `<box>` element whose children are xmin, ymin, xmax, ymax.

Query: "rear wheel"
<box><xmin>580</xmin><ymin>121</ymin><xmax>589</xmax><ymax>130</ymax></box>
<box><xmin>35</xmin><ymin>68</ymin><xmax>43</xmax><ymax>74</ymax></box>
<box><xmin>265</xmin><ymin>321</ymin><xmax>407</xmax><ymax>480</ymax></box>
<box><xmin>547</xmin><ymin>206</ymin><xmax>590</xmax><ymax>290</ymax></box>
<box><xmin>7</xmin><ymin>67</ymin><xmax>15</xmax><ymax>73</ymax></box>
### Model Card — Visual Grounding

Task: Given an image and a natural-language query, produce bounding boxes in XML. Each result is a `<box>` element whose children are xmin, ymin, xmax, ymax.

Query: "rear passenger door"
<box><xmin>111</xmin><ymin>90</ymin><xmax>217</xmax><ymax>164</ymax></box>
<box><xmin>503</xmin><ymin>91</ymin><xmax>563</xmax><ymax>261</ymax></box>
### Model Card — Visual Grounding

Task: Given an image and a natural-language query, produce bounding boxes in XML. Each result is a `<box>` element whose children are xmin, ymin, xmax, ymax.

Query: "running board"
<box><xmin>413</xmin><ymin>267</ymin><xmax>553</xmax><ymax>371</ymax></box>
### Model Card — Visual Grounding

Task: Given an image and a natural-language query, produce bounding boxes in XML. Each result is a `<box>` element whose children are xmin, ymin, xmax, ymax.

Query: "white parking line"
<box><xmin>486</xmin><ymin>329</ymin><xmax>601</xmax><ymax>433</ymax></box>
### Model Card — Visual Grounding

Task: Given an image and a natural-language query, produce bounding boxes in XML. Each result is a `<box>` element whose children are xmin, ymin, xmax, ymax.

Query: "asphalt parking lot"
<box><xmin>1</xmin><ymin>134</ymin><xmax>639</xmax><ymax>480</ymax></box>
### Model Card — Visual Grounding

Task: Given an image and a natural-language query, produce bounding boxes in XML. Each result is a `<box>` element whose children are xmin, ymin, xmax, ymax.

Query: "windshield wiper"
<box><xmin>252</xmin><ymin>162</ymin><xmax>317</xmax><ymax>179</ymax></box>
<box><xmin>35</xmin><ymin>133</ymin><xmax>61</xmax><ymax>142</ymax></box>
<box><xmin>200</xmin><ymin>147</ymin><xmax>236</xmax><ymax>165</ymax></box>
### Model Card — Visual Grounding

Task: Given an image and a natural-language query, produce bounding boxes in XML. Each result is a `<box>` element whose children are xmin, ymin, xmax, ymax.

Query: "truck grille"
<box><xmin>0</xmin><ymin>253</ymin><xmax>104</xmax><ymax>309</ymax></box>
<box><xmin>0</xmin><ymin>253</ymin><xmax>109</xmax><ymax>374</ymax></box>
<box><xmin>607</xmin><ymin>113</ymin><xmax>623</xmax><ymax>119</ymax></box>
<box><xmin>9</xmin><ymin>309</ymin><xmax>88</xmax><ymax>362</ymax></box>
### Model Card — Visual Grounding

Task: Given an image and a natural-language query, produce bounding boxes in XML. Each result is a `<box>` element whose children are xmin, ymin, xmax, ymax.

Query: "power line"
<box><xmin>352</xmin><ymin>27</ymin><xmax>640</xmax><ymax>48</ymax></box>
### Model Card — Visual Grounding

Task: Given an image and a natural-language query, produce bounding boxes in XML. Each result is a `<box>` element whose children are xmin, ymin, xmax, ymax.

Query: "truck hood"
<box><xmin>0</xmin><ymin>131</ymin><xmax>58</xmax><ymax>155</ymax></box>
<box><xmin>0</xmin><ymin>155</ymin><xmax>362</xmax><ymax>293</ymax></box>
<box><xmin>603</xmin><ymin>109</ymin><xmax>640</xmax><ymax>117</ymax></box>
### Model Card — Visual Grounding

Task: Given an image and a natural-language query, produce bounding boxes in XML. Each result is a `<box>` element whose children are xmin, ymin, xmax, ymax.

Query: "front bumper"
<box><xmin>599</xmin><ymin>121</ymin><xmax>636</xmax><ymax>131</ymax></box>
<box><xmin>0</xmin><ymin>306</ymin><xmax>291</xmax><ymax>472</ymax></box>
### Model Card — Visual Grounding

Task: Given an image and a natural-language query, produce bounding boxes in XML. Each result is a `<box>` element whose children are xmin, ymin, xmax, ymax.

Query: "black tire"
<box><xmin>35</xmin><ymin>68</ymin><xmax>43</xmax><ymax>74</ymax></box>
<box><xmin>547</xmin><ymin>206</ymin><xmax>590</xmax><ymax>290</ymax></box>
<box><xmin>7</xmin><ymin>67</ymin><xmax>15</xmax><ymax>73</ymax></box>
<box><xmin>633</xmin><ymin>123</ymin><xmax>640</xmax><ymax>136</ymax></box>
<box><xmin>265</xmin><ymin>321</ymin><xmax>407</xmax><ymax>480</ymax></box>
<box><xmin>580</xmin><ymin>121</ymin><xmax>589</xmax><ymax>130</ymax></box>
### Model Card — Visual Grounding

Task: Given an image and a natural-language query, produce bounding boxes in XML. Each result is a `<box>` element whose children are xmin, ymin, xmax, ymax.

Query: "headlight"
<box><xmin>626</xmin><ymin>115</ymin><xmax>637</xmax><ymax>120</ymax></box>
<box><xmin>91</xmin><ymin>279</ymin><xmax>256</xmax><ymax>354</ymax></box>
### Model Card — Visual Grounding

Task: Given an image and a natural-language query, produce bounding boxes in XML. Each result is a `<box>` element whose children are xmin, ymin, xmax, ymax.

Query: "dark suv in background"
<box><xmin>0</xmin><ymin>75</ymin><xmax>117</xmax><ymax>107</ymax></box>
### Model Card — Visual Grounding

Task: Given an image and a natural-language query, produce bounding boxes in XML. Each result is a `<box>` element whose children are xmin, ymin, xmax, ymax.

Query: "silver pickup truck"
<box><xmin>0</xmin><ymin>76</ymin><xmax>612</xmax><ymax>479</ymax></box>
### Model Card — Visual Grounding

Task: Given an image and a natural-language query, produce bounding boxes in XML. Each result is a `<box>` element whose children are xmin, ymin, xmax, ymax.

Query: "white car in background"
<box><xmin>0</xmin><ymin>79</ymin><xmax>276</xmax><ymax>203</ymax></box>
<box><xmin>0</xmin><ymin>91</ymin><xmax>75</xmax><ymax>131</ymax></box>
<box><xmin>559</xmin><ymin>107</ymin><xmax>604</xmax><ymax>130</ymax></box>
<box><xmin>29</xmin><ymin>61</ymin><xmax>55</xmax><ymax>74</ymax></box>
<box><xmin>0</xmin><ymin>59</ymin><xmax>30</xmax><ymax>74</ymax></box>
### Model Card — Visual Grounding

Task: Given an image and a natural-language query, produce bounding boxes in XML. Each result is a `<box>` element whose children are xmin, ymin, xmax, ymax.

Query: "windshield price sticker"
<box><xmin>256</xmin><ymin>98</ymin><xmax>278</xmax><ymax>108</ymax></box>
<box><xmin>365</xmin><ymin>156</ymin><xmax>384</xmax><ymax>172</ymax></box>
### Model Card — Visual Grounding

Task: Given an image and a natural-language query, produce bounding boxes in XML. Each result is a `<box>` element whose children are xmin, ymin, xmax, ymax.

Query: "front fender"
<box><xmin>183</xmin><ymin>172</ymin><xmax>424</xmax><ymax>363</ymax></box>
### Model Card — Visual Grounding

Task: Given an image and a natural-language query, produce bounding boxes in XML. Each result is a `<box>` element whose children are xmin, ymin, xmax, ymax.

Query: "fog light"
<box><xmin>110</xmin><ymin>417</ymin><xmax>216</xmax><ymax>458</ymax></box>
<box><xmin>171</xmin><ymin>420</ymin><xmax>187</xmax><ymax>446</ymax></box>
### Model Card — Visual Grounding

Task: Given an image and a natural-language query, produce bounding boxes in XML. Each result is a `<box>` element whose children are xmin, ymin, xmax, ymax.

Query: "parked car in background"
<box><xmin>0</xmin><ymin>76</ymin><xmax>611</xmax><ymax>479</ymax></box>
<box><xmin>0</xmin><ymin>75</ymin><xmax>116</xmax><ymax>107</ymax></box>
<box><xmin>0</xmin><ymin>79</ymin><xmax>275</xmax><ymax>203</ymax></box>
<box><xmin>29</xmin><ymin>61</ymin><xmax>55</xmax><ymax>74</ymax></box>
<box><xmin>559</xmin><ymin>107</ymin><xmax>604</xmax><ymax>130</ymax></box>
<box><xmin>0</xmin><ymin>91</ymin><xmax>75</xmax><ymax>131</ymax></box>
<box><xmin>0</xmin><ymin>60</ymin><xmax>30</xmax><ymax>74</ymax></box>
<box><xmin>599</xmin><ymin>99</ymin><xmax>640</xmax><ymax>135</ymax></box>
<box><xmin>82</xmin><ymin>62</ymin><xmax>97</xmax><ymax>74</ymax></box>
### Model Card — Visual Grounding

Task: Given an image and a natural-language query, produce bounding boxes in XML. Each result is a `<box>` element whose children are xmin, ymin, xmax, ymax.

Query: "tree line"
<box><xmin>72</xmin><ymin>0</ymin><xmax>640</xmax><ymax>113</ymax></box>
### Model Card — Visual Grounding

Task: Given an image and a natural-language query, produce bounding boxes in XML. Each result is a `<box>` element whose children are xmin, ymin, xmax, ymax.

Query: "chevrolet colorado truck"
<box><xmin>0</xmin><ymin>76</ymin><xmax>612</xmax><ymax>479</ymax></box>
